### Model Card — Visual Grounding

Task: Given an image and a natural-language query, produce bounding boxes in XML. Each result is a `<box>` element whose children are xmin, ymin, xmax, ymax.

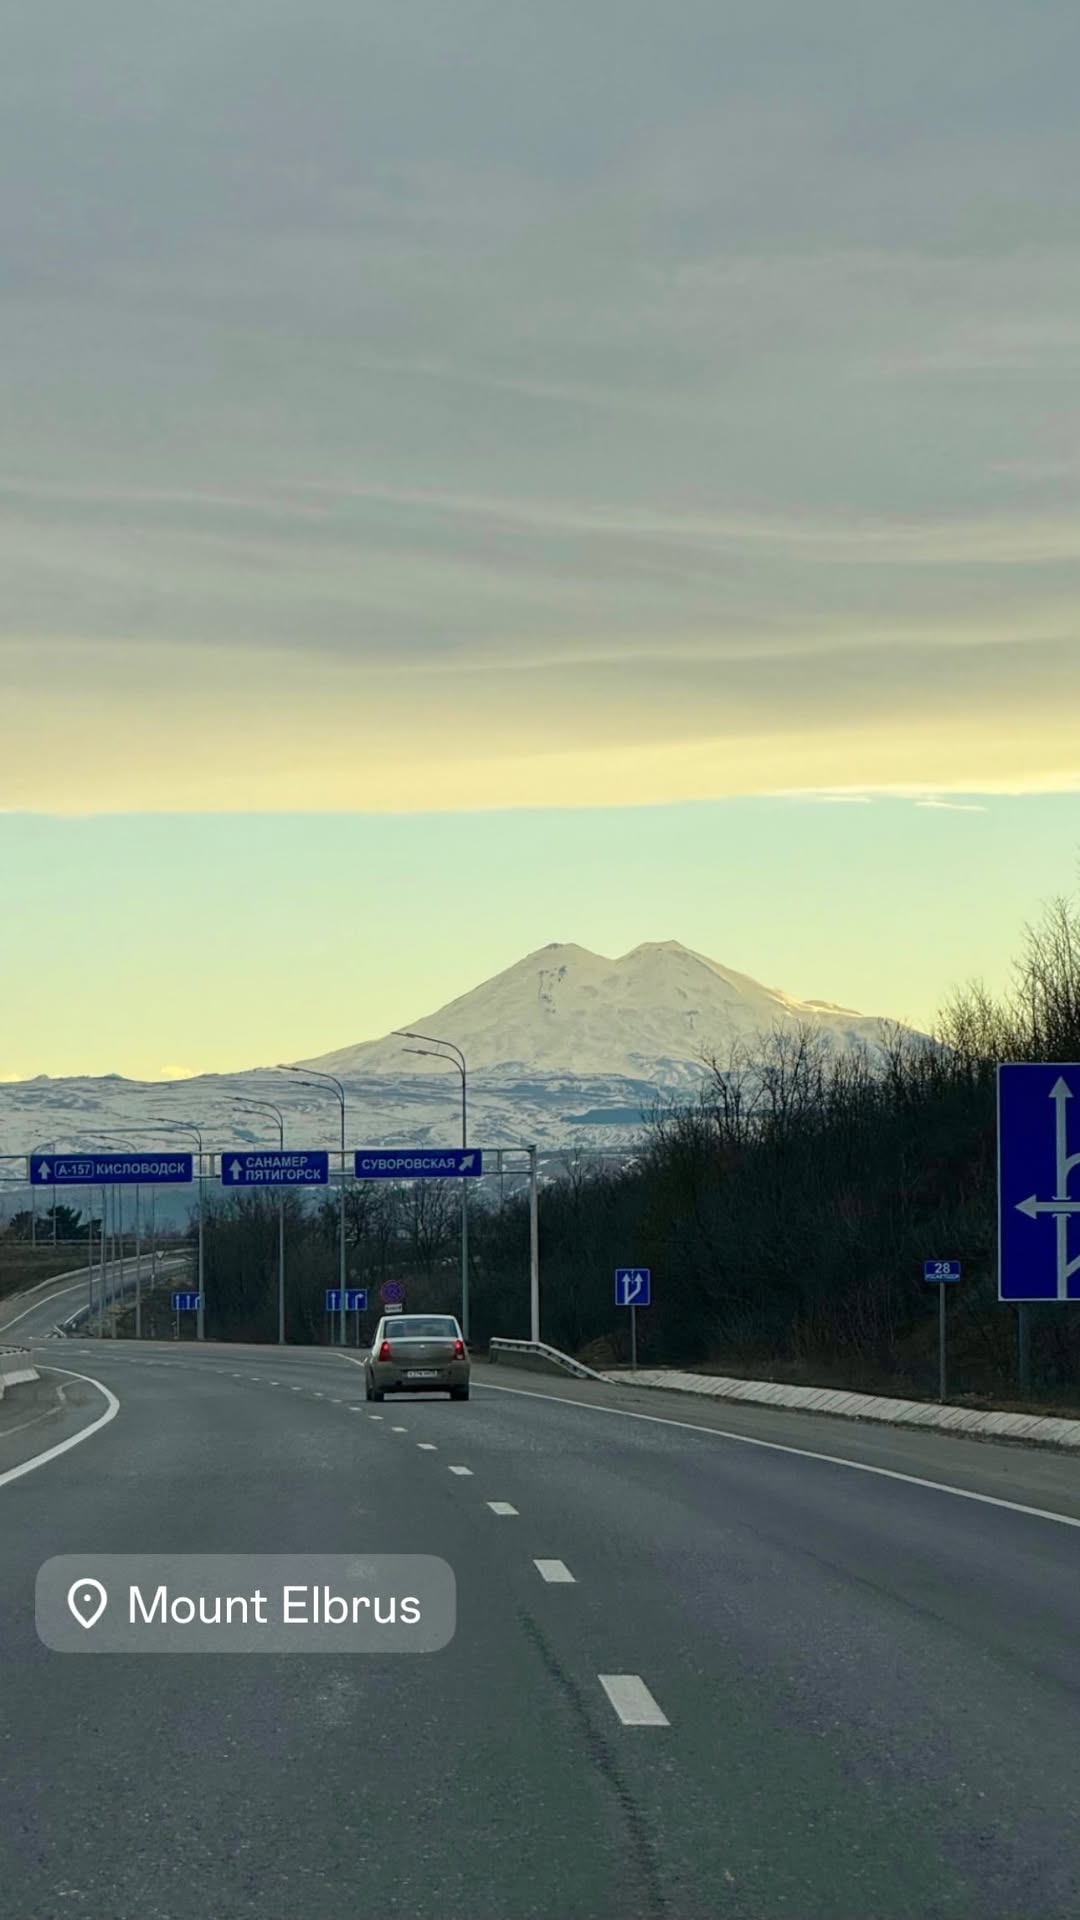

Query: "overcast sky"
<box><xmin>3</xmin><ymin>3</ymin><xmax>1080</xmax><ymax>1075</ymax></box>
<box><xmin>3</xmin><ymin>0</ymin><xmax>1080</xmax><ymax>813</ymax></box>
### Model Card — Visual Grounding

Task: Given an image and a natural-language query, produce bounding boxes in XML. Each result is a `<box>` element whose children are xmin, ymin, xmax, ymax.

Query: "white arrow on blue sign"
<box><xmin>222</xmin><ymin>1150</ymin><xmax>329</xmax><ymax>1187</ymax></box>
<box><xmin>32</xmin><ymin>1153</ymin><xmax>193</xmax><ymax>1187</ymax></box>
<box><xmin>171</xmin><ymin>1292</ymin><xmax>202</xmax><ymax>1312</ymax></box>
<box><xmin>615</xmin><ymin>1268</ymin><xmax>651</xmax><ymax>1307</ymax></box>
<box><xmin>998</xmin><ymin>1064</ymin><xmax>1080</xmax><ymax>1301</ymax></box>
<box><xmin>354</xmin><ymin>1149</ymin><xmax>483</xmax><ymax>1181</ymax></box>
<box><xmin>325</xmin><ymin>1289</ymin><xmax>367</xmax><ymax>1313</ymax></box>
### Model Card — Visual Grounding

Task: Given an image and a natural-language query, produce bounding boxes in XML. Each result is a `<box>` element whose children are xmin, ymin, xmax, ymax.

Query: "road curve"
<box><xmin>2</xmin><ymin>1341</ymin><xmax>1079</xmax><ymax>1919</ymax></box>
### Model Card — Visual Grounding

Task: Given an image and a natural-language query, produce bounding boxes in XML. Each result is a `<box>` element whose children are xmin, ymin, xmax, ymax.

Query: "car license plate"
<box><xmin>406</xmin><ymin>1369</ymin><xmax>438</xmax><ymax>1378</ymax></box>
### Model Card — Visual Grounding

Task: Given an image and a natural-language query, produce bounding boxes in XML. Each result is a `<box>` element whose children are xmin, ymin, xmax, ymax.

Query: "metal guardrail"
<box><xmin>487</xmin><ymin>1338</ymin><xmax>609</xmax><ymax>1382</ymax></box>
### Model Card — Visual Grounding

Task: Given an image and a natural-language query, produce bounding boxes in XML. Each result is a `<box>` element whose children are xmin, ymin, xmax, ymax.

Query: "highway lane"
<box><xmin>0</xmin><ymin>1253</ymin><xmax>188</xmax><ymax>1342</ymax></box>
<box><xmin>2</xmin><ymin>1342</ymin><xmax>1079</xmax><ymax>1918</ymax></box>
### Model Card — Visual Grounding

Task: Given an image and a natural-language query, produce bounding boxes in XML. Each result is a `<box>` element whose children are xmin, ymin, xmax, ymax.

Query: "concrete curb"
<box><xmin>598</xmin><ymin>1367</ymin><xmax>1080</xmax><ymax>1450</ymax></box>
<box><xmin>0</xmin><ymin>1346</ymin><xmax>40</xmax><ymax>1400</ymax></box>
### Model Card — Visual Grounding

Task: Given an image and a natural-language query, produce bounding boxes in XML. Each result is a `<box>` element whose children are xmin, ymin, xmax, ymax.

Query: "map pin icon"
<box><xmin>67</xmin><ymin>1578</ymin><xmax>108</xmax><ymax>1631</ymax></box>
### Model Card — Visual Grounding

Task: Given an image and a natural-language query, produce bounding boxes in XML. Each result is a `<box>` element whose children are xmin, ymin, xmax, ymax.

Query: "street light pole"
<box><xmin>395</xmin><ymin>1032</ymin><xmax>469</xmax><ymax>1340</ymax></box>
<box><xmin>83</xmin><ymin>1127</ymin><xmax>178</xmax><ymax>1338</ymax></box>
<box><xmin>528</xmin><ymin>1144</ymin><xmax>540</xmax><ymax>1344</ymax></box>
<box><xmin>277</xmin><ymin>1066</ymin><xmax>347</xmax><ymax>1348</ymax></box>
<box><xmin>152</xmin><ymin>1120</ymin><xmax>206</xmax><ymax>1339</ymax></box>
<box><xmin>234</xmin><ymin>1098</ymin><xmax>287</xmax><ymax>1345</ymax></box>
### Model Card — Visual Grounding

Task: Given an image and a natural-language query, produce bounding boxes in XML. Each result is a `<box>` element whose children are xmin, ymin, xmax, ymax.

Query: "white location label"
<box><xmin>67</xmin><ymin>1578</ymin><xmax>108</xmax><ymax>1630</ymax></box>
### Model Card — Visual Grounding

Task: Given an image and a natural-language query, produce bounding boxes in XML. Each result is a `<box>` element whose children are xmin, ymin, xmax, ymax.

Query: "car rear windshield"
<box><xmin>384</xmin><ymin>1317</ymin><xmax>459</xmax><ymax>1338</ymax></box>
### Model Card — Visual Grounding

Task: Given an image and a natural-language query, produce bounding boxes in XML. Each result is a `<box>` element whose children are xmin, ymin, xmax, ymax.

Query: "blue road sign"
<box><xmin>222</xmin><ymin>1150</ymin><xmax>329</xmax><ymax>1188</ymax></box>
<box><xmin>171</xmin><ymin>1292</ymin><xmax>201</xmax><ymax>1312</ymax></box>
<box><xmin>998</xmin><ymin>1063</ymin><xmax>1080</xmax><ymax>1301</ymax></box>
<box><xmin>924</xmin><ymin>1260</ymin><xmax>962</xmax><ymax>1282</ymax></box>
<box><xmin>31</xmin><ymin>1152</ymin><xmax>193</xmax><ymax>1187</ymax></box>
<box><xmin>615</xmin><ymin>1268</ymin><xmax>651</xmax><ymax>1307</ymax></box>
<box><xmin>380</xmin><ymin>1281</ymin><xmax>405</xmax><ymax>1304</ymax></box>
<box><xmin>354</xmin><ymin>1149</ymin><xmax>483</xmax><ymax>1180</ymax></box>
<box><xmin>325</xmin><ymin>1289</ymin><xmax>368</xmax><ymax>1313</ymax></box>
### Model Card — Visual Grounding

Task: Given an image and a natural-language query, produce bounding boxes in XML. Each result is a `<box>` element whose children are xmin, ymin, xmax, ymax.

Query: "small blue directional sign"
<box><xmin>615</xmin><ymin>1268</ymin><xmax>651</xmax><ymax>1307</ymax></box>
<box><xmin>222</xmin><ymin>1150</ymin><xmax>329</xmax><ymax>1188</ymax></box>
<box><xmin>171</xmin><ymin>1292</ymin><xmax>202</xmax><ymax>1312</ymax></box>
<box><xmin>325</xmin><ymin>1289</ymin><xmax>368</xmax><ymax>1313</ymax></box>
<box><xmin>998</xmin><ymin>1063</ymin><xmax>1080</xmax><ymax>1301</ymax></box>
<box><xmin>32</xmin><ymin>1152</ymin><xmax>194</xmax><ymax>1187</ymax></box>
<box><xmin>354</xmin><ymin>1149</ymin><xmax>483</xmax><ymax>1181</ymax></box>
<box><xmin>924</xmin><ymin>1260</ymin><xmax>962</xmax><ymax>1283</ymax></box>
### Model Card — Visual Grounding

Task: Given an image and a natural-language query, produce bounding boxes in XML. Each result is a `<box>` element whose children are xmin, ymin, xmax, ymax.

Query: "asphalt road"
<box><xmin>2</xmin><ymin>1338</ymin><xmax>1080</xmax><ymax>1920</ymax></box>
<box><xmin>0</xmin><ymin>1255</ymin><xmax>188</xmax><ymax>1343</ymax></box>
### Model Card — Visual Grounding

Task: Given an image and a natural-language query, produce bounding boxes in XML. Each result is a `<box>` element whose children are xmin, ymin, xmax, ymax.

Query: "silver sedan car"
<box><xmin>364</xmin><ymin>1314</ymin><xmax>470</xmax><ymax>1401</ymax></box>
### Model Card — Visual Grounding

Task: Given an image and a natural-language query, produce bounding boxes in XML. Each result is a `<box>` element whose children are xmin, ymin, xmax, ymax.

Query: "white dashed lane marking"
<box><xmin>448</xmin><ymin>1465</ymin><xmax>473</xmax><ymax>1476</ymax></box>
<box><xmin>487</xmin><ymin>1502</ymin><xmax>518</xmax><ymax>1516</ymax></box>
<box><xmin>534</xmin><ymin>1559</ymin><xmax>575</xmax><ymax>1583</ymax></box>
<box><xmin>417</xmin><ymin>1443</ymin><xmax>437</xmax><ymax>1451</ymax></box>
<box><xmin>391</xmin><ymin>1426</ymin><xmax>408</xmax><ymax>1433</ymax></box>
<box><xmin>598</xmin><ymin>1676</ymin><xmax>669</xmax><ymax>1727</ymax></box>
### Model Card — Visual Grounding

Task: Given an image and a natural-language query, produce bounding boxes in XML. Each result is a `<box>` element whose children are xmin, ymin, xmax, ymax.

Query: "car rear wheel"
<box><xmin>450</xmin><ymin>1386</ymin><xmax>470</xmax><ymax>1401</ymax></box>
<box><xmin>367</xmin><ymin>1381</ymin><xmax>385</xmax><ymax>1402</ymax></box>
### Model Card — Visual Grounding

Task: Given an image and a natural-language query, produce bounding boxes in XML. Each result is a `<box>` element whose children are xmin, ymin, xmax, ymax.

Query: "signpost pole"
<box><xmin>86</xmin><ymin>1186</ymin><xmax>94</xmax><ymax>1329</ymax></box>
<box><xmin>528</xmin><ymin>1145</ymin><xmax>540</xmax><ymax>1344</ymax></box>
<box><xmin>460</xmin><ymin>1067</ymin><xmax>469</xmax><ymax>1345</ymax></box>
<box><xmin>98</xmin><ymin>1186</ymin><xmax>106</xmax><ymax>1337</ymax></box>
<box><xmin>1018</xmin><ymin>1304</ymin><xmax>1031</xmax><ymax>1396</ymax></box>
<box><xmin>630</xmin><ymin>1303</ymin><xmax>638</xmax><ymax>1372</ymax></box>
<box><xmin>938</xmin><ymin>1284</ymin><xmax>947</xmax><ymax>1402</ymax></box>
<box><xmin>197</xmin><ymin>1151</ymin><xmax>206</xmax><ymax>1342</ymax></box>
<box><xmin>112</xmin><ymin>1189</ymin><xmax>120</xmax><ymax>1337</ymax></box>
<box><xmin>134</xmin><ymin>1186</ymin><xmax>142</xmax><ymax>1340</ymax></box>
<box><xmin>339</xmin><ymin>1106</ymin><xmax>347</xmax><ymax>1350</ymax></box>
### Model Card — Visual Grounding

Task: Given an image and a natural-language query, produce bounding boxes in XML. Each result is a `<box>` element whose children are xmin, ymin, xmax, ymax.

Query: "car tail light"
<box><xmin>453</xmin><ymin>1339</ymin><xmax>464</xmax><ymax>1358</ymax></box>
<box><xmin>378</xmin><ymin>1340</ymin><xmax>392</xmax><ymax>1361</ymax></box>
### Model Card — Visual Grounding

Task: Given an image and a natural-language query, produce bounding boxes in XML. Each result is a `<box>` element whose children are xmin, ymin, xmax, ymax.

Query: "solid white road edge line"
<box><xmin>475</xmin><ymin>1382</ymin><xmax>1080</xmax><ymax>1532</ymax></box>
<box><xmin>0</xmin><ymin>1367</ymin><xmax>119</xmax><ymax>1490</ymax></box>
<box><xmin>599</xmin><ymin>1675</ymin><xmax>669</xmax><ymax>1727</ymax></box>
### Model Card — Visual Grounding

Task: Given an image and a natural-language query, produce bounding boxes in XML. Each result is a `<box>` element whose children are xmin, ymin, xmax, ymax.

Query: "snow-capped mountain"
<box><xmin>0</xmin><ymin>943</ymin><xmax>913</xmax><ymax>1206</ymax></box>
<box><xmin>303</xmin><ymin>940</ymin><xmax>895</xmax><ymax>1083</ymax></box>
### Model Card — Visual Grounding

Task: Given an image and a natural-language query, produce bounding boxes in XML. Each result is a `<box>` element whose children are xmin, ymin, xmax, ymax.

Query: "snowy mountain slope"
<box><xmin>0</xmin><ymin>942</ymin><xmax>915</xmax><ymax>1190</ymax></box>
<box><xmin>303</xmin><ymin>940</ymin><xmax>900</xmax><ymax>1083</ymax></box>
